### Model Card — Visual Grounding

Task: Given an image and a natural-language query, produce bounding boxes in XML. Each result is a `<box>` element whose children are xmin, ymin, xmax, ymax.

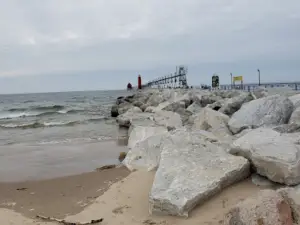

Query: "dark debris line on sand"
<box><xmin>36</xmin><ymin>215</ymin><xmax>103</xmax><ymax>225</ymax></box>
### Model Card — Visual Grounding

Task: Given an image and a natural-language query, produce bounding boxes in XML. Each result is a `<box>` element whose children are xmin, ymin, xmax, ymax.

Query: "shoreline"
<box><xmin>1</xmin><ymin>88</ymin><xmax>300</xmax><ymax>224</ymax></box>
<box><xmin>0</xmin><ymin>170</ymin><xmax>263</xmax><ymax>225</ymax></box>
<box><xmin>0</xmin><ymin>166</ymin><xmax>130</xmax><ymax>219</ymax></box>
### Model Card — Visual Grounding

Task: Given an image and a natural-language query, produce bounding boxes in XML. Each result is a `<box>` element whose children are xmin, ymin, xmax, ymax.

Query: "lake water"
<box><xmin>0</xmin><ymin>90</ymin><xmax>129</xmax><ymax>181</ymax></box>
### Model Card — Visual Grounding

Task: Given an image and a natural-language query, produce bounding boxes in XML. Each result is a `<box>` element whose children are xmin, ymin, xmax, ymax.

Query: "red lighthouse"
<box><xmin>138</xmin><ymin>75</ymin><xmax>142</xmax><ymax>89</ymax></box>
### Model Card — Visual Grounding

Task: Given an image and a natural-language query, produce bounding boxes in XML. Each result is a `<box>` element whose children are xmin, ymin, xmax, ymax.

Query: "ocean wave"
<box><xmin>23</xmin><ymin>100</ymin><xmax>35</xmax><ymax>103</ymax></box>
<box><xmin>0</xmin><ymin>117</ymin><xmax>107</xmax><ymax>129</ymax></box>
<box><xmin>87</xmin><ymin>117</ymin><xmax>107</xmax><ymax>122</ymax></box>
<box><xmin>0</xmin><ymin>108</ymin><xmax>86</xmax><ymax>120</ymax></box>
<box><xmin>0</xmin><ymin>121</ymin><xmax>79</xmax><ymax>129</ymax></box>
<box><xmin>64</xmin><ymin>109</ymin><xmax>85</xmax><ymax>114</ymax></box>
<box><xmin>8</xmin><ymin>108</ymin><xmax>28</xmax><ymax>112</ymax></box>
<box><xmin>37</xmin><ymin>136</ymin><xmax>113</xmax><ymax>145</ymax></box>
<box><xmin>8</xmin><ymin>105</ymin><xmax>65</xmax><ymax>112</ymax></box>
<box><xmin>0</xmin><ymin>112</ymin><xmax>38</xmax><ymax>119</ymax></box>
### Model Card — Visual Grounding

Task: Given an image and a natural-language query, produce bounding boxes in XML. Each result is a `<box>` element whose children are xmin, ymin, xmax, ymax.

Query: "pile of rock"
<box><xmin>111</xmin><ymin>88</ymin><xmax>300</xmax><ymax>223</ymax></box>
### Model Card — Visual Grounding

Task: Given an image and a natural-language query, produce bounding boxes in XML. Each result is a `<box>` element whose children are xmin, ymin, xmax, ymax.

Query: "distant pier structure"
<box><xmin>219</xmin><ymin>82</ymin><xmax>300</xmax><ymax>91</ymax></box>
<box><xmin>142</xmin><ymin>66</ymin><xmax>188</xmax><ymax>89</ymax></box>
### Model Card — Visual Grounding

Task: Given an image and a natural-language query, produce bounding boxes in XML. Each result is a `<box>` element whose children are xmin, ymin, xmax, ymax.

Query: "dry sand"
<box><xmin>0</xmin><ymin>169</ymin><xmax>263</xmax><ymax>225</ymax></box>
<box><xmin>66</xmin><ymin>171</ymin><xmax>261</xmax><ymax>225</ymax></box>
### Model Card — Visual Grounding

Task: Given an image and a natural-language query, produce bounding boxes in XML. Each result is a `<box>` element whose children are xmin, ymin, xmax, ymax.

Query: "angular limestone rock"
<box><xmin>252</xmin><ymin>87</ymin><xmax>268</xmax><ymax>99</ymax></box>
<box><xmin>289</xmin><ymin>107</ymin><xmax>300</xmax><ymax>125</ymax></box>
<box><xmin>230</xmin><ymin>128</ymin><xmax>300</xmax><ymax>185</ymax></box>
<box><xmin>162</xmin><ymin>101</ymin><xmax>186</xmax><ymax>112</ymax></box>
<box><xmin>132</xmin><ymin>101</ymin><xmax>144</xmax><ymax>108</ymax></box>
<box><xmin>152</xmin><ymin>110</ymin><xmax>182</xmax><ymax>129</ymax></box>
<box><xmin>186</xmin><ymin>102</ymin><xmax>202</xmax><ymax>114</ymax></box>
<box><xmin>219</xmin><ymin>92</ymin><xmax>253</xmax><ymax>116</ymax></box>
<box><xmin>234</xmin><ymin>128</ymin><xmax>252</xmax><ymax>138</ymax></box>
<box><xmin>117</xmin><ymin>110</ymin><xmax>182</xmax><ymax>130</ymax></box>
<box><xmin>206</xmin><ymin>99</ymin><xmax>226</xmax><ymax>111</ymax></box>
<box><xmin>289</xmin><ymin>93</ymin><xmax>300</xmax><ymax>108</ymax></box>
<box><xmin>224</xmin><ymin>190</ymin><xmax>293</xmax><ymax>225</ymax></box>
<box><xmin>199</xmin><ymin>95</ymin><xmax>222</xmax><ymax>107</ymax></box>
<box><xmin>273</xmin><ymin>123</ymin><xmax>300</xmax><ymax>133</ymax></box>
<box><xmin>144</xmin><ymin>106</ymin><xmax>157</xmax><ymax>113</ymax></box>
<box><xmin>149</xmin><ymin>130</ymin><xmax>250</xmax><ymax>217</ymax></box>
<box><xmin>147</xmin><ymin>93</ymin><xmax>165</xmax><ymax>107</ymax></box>
<box><xmin>117</xmin><ymin>102</ymin><xmax>134</xmax><ymax>115</ymax></box>
<box><xmin>192</xmin><ymin>108</ymin><xmax>231</xmax><ymax>138</ymax></box>
<box><xmin>111</xmin><ymin>105</ymin><xmax>119</xmax><ymax>117</ymax></box>
<box><xmin>116</xmin><ymin>111</ymin><xmax>152</xmax><ymax>128</ymax></box>
<box><xmin>124</xmin><ymin>132</ymin><xmax>169</xmax><ymax>171</ymax></box>
<box><xmin>251</xmin><ymin>174</ymin><xmax>282</xmax><ymax>189</ymax></box>
<box><xmin>228</xmin><ymin>95</ymin><xmax>294</xmax><ymax>134</ymax></box>
<box><xmin>127</xmin><ymin>126</ymin><xmax>168</xmax><ymax>149</ymax></box>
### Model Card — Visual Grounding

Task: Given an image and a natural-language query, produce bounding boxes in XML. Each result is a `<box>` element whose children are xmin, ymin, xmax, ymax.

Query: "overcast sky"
<box><xmin>0</xmin><ymin>0</ymin><xmax>300</xmax><ymax>93</ymax></box>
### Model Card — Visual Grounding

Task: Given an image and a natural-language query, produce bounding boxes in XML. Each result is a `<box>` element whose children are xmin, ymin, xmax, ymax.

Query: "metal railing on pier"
<box><xmin>142</xmin><ymin>66</ymin><xmax>188</xmax><ymax>89</ymax></box>
<box><xmin>219</xmin><ymin>82</ymin><xmax>300</xmax><ymax>92</ymax></box>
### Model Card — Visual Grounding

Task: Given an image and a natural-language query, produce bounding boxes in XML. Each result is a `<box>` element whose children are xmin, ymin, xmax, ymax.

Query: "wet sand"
<box><xmin>0</xmin><ymin>166</ymin><xmax>130</xmax><ymax>219</ymax></box>
<box><xmin>0</xmin><ymin>140</ymin><xmax>128</xmax><ymax>182</ymax></box>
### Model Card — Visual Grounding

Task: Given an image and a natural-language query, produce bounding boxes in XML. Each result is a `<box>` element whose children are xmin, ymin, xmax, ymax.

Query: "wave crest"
<box><xmin>0</xmin><ymin>108</ymin><xmax>85</xmax><ymax>120</ymax></box>
<box><xmin>0</xmin><ymin>121</ymin><xmax>79</xmax><ymax>129</ymax></box>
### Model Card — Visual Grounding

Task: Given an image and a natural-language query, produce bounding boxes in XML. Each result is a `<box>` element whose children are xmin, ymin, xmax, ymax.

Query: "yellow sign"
<box><xmin>233</xmin><ymin>76</ymin><xmax>243</xmax><ymax>81</ymax></box>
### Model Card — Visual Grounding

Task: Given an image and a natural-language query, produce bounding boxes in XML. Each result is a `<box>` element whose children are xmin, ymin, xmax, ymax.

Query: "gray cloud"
<box><xmin>0</xmin><ymin>0</ymin><xmax>300</xmax><ymax>92</ymax></box>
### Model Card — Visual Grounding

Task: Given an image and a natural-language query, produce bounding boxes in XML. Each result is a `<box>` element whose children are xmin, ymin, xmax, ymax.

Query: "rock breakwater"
<box><xmin>111</xmin><ymin>88</ymin><xmax>300</xmax><ymax>223</ymax></box>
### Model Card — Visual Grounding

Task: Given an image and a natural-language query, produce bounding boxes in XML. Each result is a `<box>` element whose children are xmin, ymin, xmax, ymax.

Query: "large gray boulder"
<box><xmin>116</xmin><ymin>111</ymin><xmax>152</xmax><ymax>128</ymax></box>
<box><xmin>132</xmin><ymin>100</ymin><xmax>144</xmax><ymax>108</ymax></box>
<box><xmin>124</xmin><ymin>132</ymin><xmax>169</xmax><ymax>172</ymax></box>
<box><xmin>161</xmin><ymin>101</ymin><xmax>186</xmax><ymax>112</ymax></box>
<box><xmin>252</xmin><ymin>87</ymin><xmax>268</xmax><ymax>99</ymax></box>
<box><xmin>161</xmin><ymin>89</ymin><xmax>184</xmax><ymax>102</ymax></box>
<box><xmin>214</xmin><ymin>90</ymin><xmax>247</xmax><ymax>99</ymax></box>
<box><xmin>199</xmin><ymin>94</ymin><xmax>222</xmax><ymax>107</ymax></box>
<box><xmin>289</xmin><ymin>93</ymin><xmax>300</xmax><ymax>108</ymax></box>
<box><xmin>224</xmin><ymin>190</ymin><xmax>293</xmax><ymax>225</ymax></box>
<box><xmin>228</xmin><ymin>95</ymin><xmax>294</xmax><ymax>134</ymax></box>
<box><xmin>251</xmin><ymin>173</ymin><xmax>281</xmax><ymax>189</ymax></box>
<box><xmin>149</xmin><ymin>130</ymin><xmax>250</xmax><ymax>217</ymax></box>
<box><xmin>188</xmin><ymin>90</ymin><xmax>202</xmax><ymax>103</ymax></box>
<box><xmin>174</xmin><ymin>108</ymin><xmax>193</xmax><ymax>126</ymax></box>
<box><xmin>206</xmin><ymin>99</ymin><xmax>226</xmax><ymax>111</ymax></box>
<box><xmin>192</xmin><ymin>108</ymin><xmax>231</xmax><ymax>138</ymax></box>
<box><xmin>133</xmin><ymin>91</ymin><xmax>151</xmax><ymax>104</ymax></box>
<box><xmin>289</xmin><ymin>107</ymin><xmax>300</xmax><ymax>125</ymax></box>
<box><xmin>144</xmin><ymin>106</ymin><xmax>157</xmax><ymax>113</ymax></box>
<box><xmin>157</xmin><ymin>93</ymin><xmax>191</xmax><ymax>113</ymax></box>
<box><xmin>117</xmin><ymin>110</ymin><xmax>182</xmax><ymax>129</ymax></box>
<box><xmin>147</xmin><ymin>92</ymin><xmax>165</xmax><ymax>107</ymax></box>
<box><xmin>273</xmin><ymin>123</ymin><xmax>300</xmax><ymax>133</ymax></box>
<box><xmin>230</xmin><ymin>128</ymin><xmax>300</xmax><ymax>185</ymax></box>
<box><xmin>219</xmin><ymin>92</ymin><xmax>253</xmax><ymax>116</ymax></box>
<box><xmin>117</xmin><ymin>102</ymin><xmax>134</xmax><ymax>115</ymax></box>
<box><xmin>127</xmin><ymin>126</ymin><xmax>168</xmax><ymax>149</ymax></box>
<box><xmin>152</xmin><ymin>110</ymin><xmax>182</xmax><ymax>129</ymax></box>
<box><xmin>111</xmin><ymin>105</ymin><xmax>119</xmax><ymax>117</ymax></box>
<box><xmin>186</xmin><ymin>102</ymin><xmax>202</xmax><ymax>114</ymax></box>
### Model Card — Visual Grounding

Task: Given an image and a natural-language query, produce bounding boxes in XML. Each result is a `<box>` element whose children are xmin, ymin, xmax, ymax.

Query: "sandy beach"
<box><xmin>0</xmin><ymin>169</ymin><xmax>263</xmax><ymax>225</ymax></box>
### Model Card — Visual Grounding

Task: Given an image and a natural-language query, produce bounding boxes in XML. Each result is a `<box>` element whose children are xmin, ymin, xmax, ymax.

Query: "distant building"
<box><xmin>127</xmin><ymin>83</ymin><xmax>132</xmax><ymax>90</ymax></box>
